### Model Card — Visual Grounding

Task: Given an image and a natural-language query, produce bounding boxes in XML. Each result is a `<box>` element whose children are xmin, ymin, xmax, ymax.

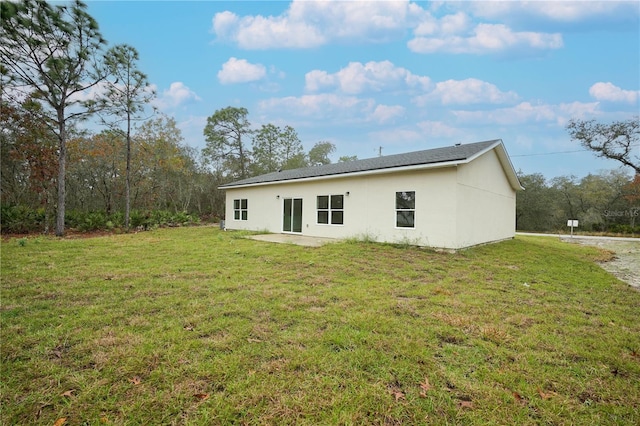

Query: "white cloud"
<box><xmin>440</xmin><ymin>11</ymin><xmax>472</xmax><ymax>34</ymax></box>
<box><xmin>258</xmin><ymin>93</ymin><xmax>375</xmax><ymax>120</ymax></box>
<box><xmin>409</xmin><ymin>22</ymin><xmax>562</xmax><ymax>55</ymax></box>
<box><xmin>305</xmin><ymin>70</ymin><xmax>335</xmax><ymax>92</ymax></box>
<box><xmin>370</xmin><ymin>105</ymin><xmax>405</xmax><ymax>123</ymax></box>
<box><xmin>589</xmin><ymin>82</ymin><xmax>639</xmax><ymax>104</ymax></box>
<box><xmin>68</xmin><ymin>81</ymin><xmax>111</xmax><ymax>103</ymax></box>
<box><xmin>305</xmin><ymin>61</ymin><xmax>431</xmax><ymax>94</ymax></box>
<box><xmin>218</xmin><ymin>57</ymin><xmax>267</xmax><ymax>84</ymax></box>
<box><xmin>212</xmin><ymin>0</ymin><xmax>421</xmax><ymax>49</ymax></box>
<box><xmin>153</xmin><ymin>82</ymin><xmax>201</xmax><ymax>110</ymax></box>
<box><xmin>415</xmin><ymin>78</ymin><xmax>518</xmax><ymax>105</ymax></box>
<box><xmin>212</xmin><ymin>11</ymin><xmax>239</xmax><ymax>35</ymax></box>
<box><xmin>464</xmin><ymin>1</ymin><xmax>638</xmax><ymax>24</ymax></box>
<box><xmin>416</xmin><ymin>120</ymin><xmax>462</xmax><ymax>138</ymax></box>
<box><xmin>211</xmin><ymin>1</ymin><xmax>580</xmax><ymax>56</ymax></box>
<box><xmin>211</xmin><ymin>0</ymin><xmax>634</xmax><ymax>57</ymax></box>
<box><xmin>452</xmin><ymin>101</ymin><xmax>600</xmax><ymax>126</ymax></box>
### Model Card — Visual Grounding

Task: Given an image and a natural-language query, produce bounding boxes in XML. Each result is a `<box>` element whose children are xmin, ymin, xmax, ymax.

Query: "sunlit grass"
<box><xmin>1</xmin><ymin>228</ymin><xmax>639</xmax><ymax>425</ymax></box>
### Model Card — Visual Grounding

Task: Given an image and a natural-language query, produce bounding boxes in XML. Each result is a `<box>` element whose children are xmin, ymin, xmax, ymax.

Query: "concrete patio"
<box><xmin>246</xmin><ymin>233</ymin><xmax>338</xmax><ymax>247</ymax></box>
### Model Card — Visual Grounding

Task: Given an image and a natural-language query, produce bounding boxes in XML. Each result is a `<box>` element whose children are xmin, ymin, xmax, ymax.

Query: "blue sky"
<box><xmin>85</xmin><ymin>0</ymin><xmax>639</xmax><ymax>178</ymax></box>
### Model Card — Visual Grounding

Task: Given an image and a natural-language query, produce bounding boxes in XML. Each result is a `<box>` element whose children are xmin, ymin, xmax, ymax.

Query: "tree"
<box><xmin>251</xmin><ymin>124</ymin><xmax>306</xmax><ymax>174</ymax></box>
<box><xmin>100</xmin><ymin>44</ymin><xmax>155</xmax><ymax>230</ymax></box>
<box><xmin>251</xmin><ymin>124</ymin><xmax>281</xmax><ymax>174</ymax></box>
<box><xmin>515</xmin><ymin>172</ymin><xmax>554</xmax><ymax>231</ymax></box>
<box><xmin>550</xmin><ymin>175</ymin><xmax>580</xmax><ymax>223</ymax></box>
<box><xmin>566</xmin><ymin>117</ymin><xmax>640</xmax><ymax>174</ymax></box>
<box><xmin>203</xmin><ymin>107</ymin><xmax>252</xmax><ymax>180</ymax></box>
<box><xmin>622</xmin><ymin>174</ymin><xmax>640</xmax><ymax>228</ymax></box>
<box><xmin>308</xmin><ymin>141</ymin><xmax>336</xmax><ymax>166</ymax></box>
<box><xmin>279</xmin><ymin>126</ymin><xmax>306</xmax><ymax>170</ymax></box>
<box><xmin>66</xmin><ymin>131</ymin><xmax>125</xmax><ymax>215</ymax></box>
<box><xmin>1</xmin><ymin>0</ymin><xmax>108</xmax><ymax>236</ymax></box>
<box><xmin>338</xmin><ymin>155</ymin><xmax>358</xmax><ymax>163</ymax></box>
<box><xmin>135</xmin><ymin>115</ymin><xmax>196</xmax><ymax>212</ymax></box>
<box><xmin>577</xmin><ymin>170</ymin><xmax>631</xmax><ymax>230</ymax></box>
<box><xmin>0</xmin><ymin>100</ymin><xmax>58</xmax><ymax>231</ymax></box>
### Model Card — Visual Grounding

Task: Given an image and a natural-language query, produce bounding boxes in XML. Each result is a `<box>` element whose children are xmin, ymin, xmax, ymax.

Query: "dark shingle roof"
<box><xmin>220</xmin><ymin>140</ymin><xmax>501</xmax><ymax>188</ymax></box>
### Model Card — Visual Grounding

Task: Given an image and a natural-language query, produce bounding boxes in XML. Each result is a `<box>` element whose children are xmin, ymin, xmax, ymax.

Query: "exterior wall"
<box><xmin>455</xmin><ymin>149</ymin><xmax>516</xmax><ymax>248</ymax></box>
<box><xmin>224</xmin><ymin>167</ymin><xmax>460</xmax><ymax>248</ymax></box>
<box><xmin>223</xmin><ymin>148</ymin><xmax>517</xmax><ymax>249</ymax></box>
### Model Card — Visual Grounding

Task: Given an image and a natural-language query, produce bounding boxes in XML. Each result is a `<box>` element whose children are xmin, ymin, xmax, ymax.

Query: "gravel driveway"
<box><xmin>562</xmin><ymin>236</ymin><xmax>640</xmax><ymax>289</ymax></box>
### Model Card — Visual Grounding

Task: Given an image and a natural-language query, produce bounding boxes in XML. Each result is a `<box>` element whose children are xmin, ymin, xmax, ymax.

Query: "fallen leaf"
<box><xmin>247</xmin><ymin>338</ymin><xmax>262</xmax><ymax>343</ymax></box>
<box><xmin>194</xmin><ymin>393</ymin><xmax>210</xmax><ymax>401</ymax></box>
<box><xmin>129</xmin><ymin>376</ymin><xmax>142</xmax><ymax>385</ymax></box>
<box><xmin>184</xmin><ymin>325</ymin><xmax>194</xmax><ymax>331</ymax></box>
<box><xmin>419</xmin><ymin>377</ymin><xmax>432</xmax><ymax>397</ymax></box>
<box><xmin>61</xmin><ymin>389</ymin><xmax>75</xmax><ymax>398</ymax></box>
<box><xmin>53</xmin><ymin>418</ymin><xmax>67</xmax><ymax>426</ymax></box>
<box><xmin>513</xmin><ymin>392</ymin><xmax>526</xmax><ymax>405</ymax></box>
<box><xmin>100</xmin><ymin>416</ymin><xmax>109</xmax><ymax>423</ymax></box>
<box><xmin>393</xmin><ymin>390</ymin><xmax>405</xmax><ymax>401</ymax></box>
<box><xmin>537</xmin><ymin>388</ymin><xmax>557</xmax><ymax>400</ymax></box>
<box><xmin>458</xmin><ymin>400</ymin><xmax>473</xmax><ymax>409</ymax></box>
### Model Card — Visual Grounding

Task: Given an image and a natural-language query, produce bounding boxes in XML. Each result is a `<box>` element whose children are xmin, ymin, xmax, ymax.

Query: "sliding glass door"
<box><xmin>283</xmin><ymin>198</ymin><xmax>303</xmax><ymax>233</ymax></box>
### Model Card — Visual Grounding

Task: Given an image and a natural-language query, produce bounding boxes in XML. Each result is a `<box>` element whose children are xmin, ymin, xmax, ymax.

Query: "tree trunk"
<box><xmin>55</xmin><ymin>117</ymin><xmax>66</xmax><ymax>237</ymax></box>
<box><xmin>125</xmin><ymin>110</ymin><xmax>132</xmax><ymax>231</ymax></box>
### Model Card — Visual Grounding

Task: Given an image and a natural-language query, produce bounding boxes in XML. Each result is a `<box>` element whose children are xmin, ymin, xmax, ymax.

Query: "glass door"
<box><xmin>283</xmin><ymin>198</ymin><xmax>303</xmax><ymax>233</ymax></box>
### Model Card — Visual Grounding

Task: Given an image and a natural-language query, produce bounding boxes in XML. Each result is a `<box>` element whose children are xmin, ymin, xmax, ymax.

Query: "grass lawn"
<box><xmin>1</xmin><ymin>227</ymin><xmax>639</xmax><ymax>425</ymax></box>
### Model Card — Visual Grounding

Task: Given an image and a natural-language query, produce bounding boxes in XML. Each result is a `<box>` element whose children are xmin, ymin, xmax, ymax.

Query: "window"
<box><xmin>396</xmin><ymin>191</ymin><xmax>415</xmax><ymax>228</ymax></box>
<box><xmin>233</xmin><ymin>199</ymin><xmax>248</xmax><ymax>221</ymax></box>
<box><xmin>317</xmin><ymin>194</ymin><xmax>344</xmax><ymax>225</ymax></box>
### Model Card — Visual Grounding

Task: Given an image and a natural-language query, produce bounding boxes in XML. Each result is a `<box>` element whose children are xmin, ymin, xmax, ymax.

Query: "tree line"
<box><xmin>516</xmin><ymin>170</ymin><xmax>639</xmax><ymax>233</ymax></box>
<box><xmin>1</xmin><ymin>0</ymin><xmax>638</xmax><ymax>236</ymax></box>
<box><xmin>0</xmin><ymin>102</ymin><xmax>352</xmax><ymax>233</ymax></box>
<box><xmin>0</xmin><ymin>0</ymin><xmax>348</xmax><ymax>234</ymax></box>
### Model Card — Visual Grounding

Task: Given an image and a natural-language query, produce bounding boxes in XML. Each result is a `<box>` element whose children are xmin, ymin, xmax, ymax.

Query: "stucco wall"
<box><xmin>224</xmin><ymin>166</ymin><xmax>460</xmax><ymax>247</ymax></box>
<box><xmin>223</xmin><ymin>150</ymin><xmax>517</xmax><ymax>249</ymax></box>
<box><xmin>455</xmin><ymin>149</ymin><xmax>516</xmax><ymax>248</ymax></box>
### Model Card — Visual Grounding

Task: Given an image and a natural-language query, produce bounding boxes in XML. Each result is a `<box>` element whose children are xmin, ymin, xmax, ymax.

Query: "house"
<box><xmin>218</xmin><ymin>139</ymin><xmax>523</xmax><ymax>249</ymax></box>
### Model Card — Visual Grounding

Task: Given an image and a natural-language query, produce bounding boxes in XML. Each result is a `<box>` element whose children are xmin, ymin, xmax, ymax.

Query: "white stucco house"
<box><xmin>218</xmin><ymin>140</ymin><xmax>523</xmax><ymax>249</ymax></box>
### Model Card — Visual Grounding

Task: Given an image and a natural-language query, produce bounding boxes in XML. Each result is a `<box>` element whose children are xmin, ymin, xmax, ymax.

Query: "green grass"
<box><xmin>1</xmin><ymin>228</ymin><xmax>639</xmax><ymax>425</ymax></box>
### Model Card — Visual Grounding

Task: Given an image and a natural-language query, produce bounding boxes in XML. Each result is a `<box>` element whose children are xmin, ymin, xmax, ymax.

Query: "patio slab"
<box><xmin>247</xmin><ymin>233</ymin><xmax>338</xmax><ymax>247</ymax></box>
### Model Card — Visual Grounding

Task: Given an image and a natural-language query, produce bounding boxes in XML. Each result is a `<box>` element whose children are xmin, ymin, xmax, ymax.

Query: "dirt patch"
<box><xmin>564</xmin><ymin>237</ymin><xmax>640</xmax><ymax>289</ymax></box>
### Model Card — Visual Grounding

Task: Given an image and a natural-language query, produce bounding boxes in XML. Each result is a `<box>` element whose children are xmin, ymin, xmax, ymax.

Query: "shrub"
<box><xmin>2</xmin><ymin>206</ymin><xmax>201</xmax><ymax>234</ymax></box>
<box><xmin>0</xmin><ymin>205</ymin><xmax>45</xmax><ymax>234</ymax></box>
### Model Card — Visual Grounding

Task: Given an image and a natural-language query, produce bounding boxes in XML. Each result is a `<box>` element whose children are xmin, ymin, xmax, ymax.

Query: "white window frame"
<box><xmin>395</xmin><ymin>191</ymin><xmax>415</xmax><ymax>229</ymax></box>
<box><xmin>233</xmin><ymin>198</ymin><xmax>248</xmax><ymax>221</ymax></box>
<box><xmin>317</xmin><ymin>194</ymin><xmax>344</xmax><ymax>226</ymax></box>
